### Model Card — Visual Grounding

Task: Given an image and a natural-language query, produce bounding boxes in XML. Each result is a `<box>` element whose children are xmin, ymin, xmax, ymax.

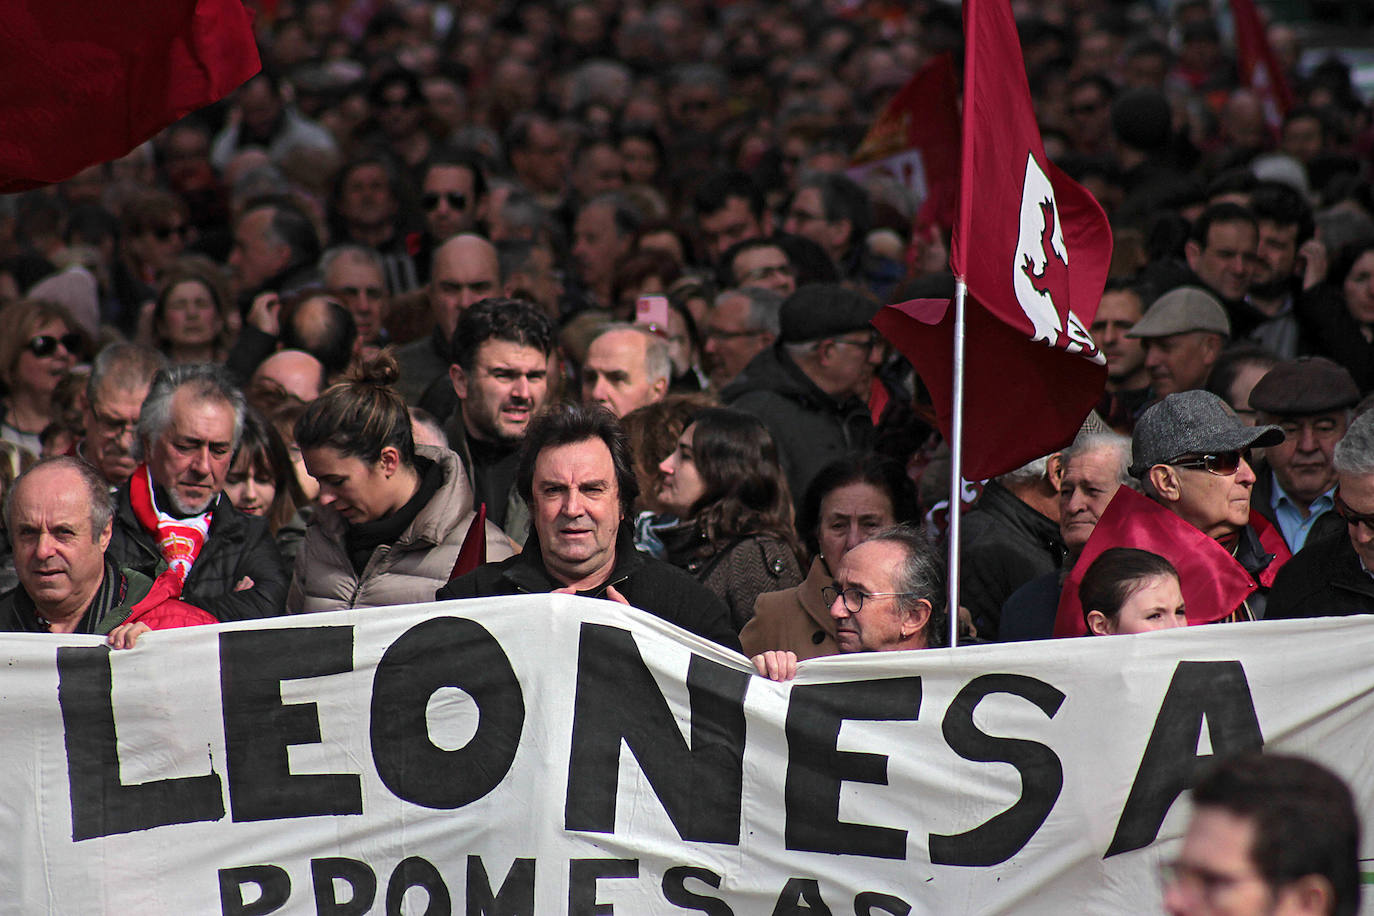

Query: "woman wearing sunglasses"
<box><xmin>0</xmin><ymin>298</ymin><xmax>86</xmax><ymax>457</ymax></box>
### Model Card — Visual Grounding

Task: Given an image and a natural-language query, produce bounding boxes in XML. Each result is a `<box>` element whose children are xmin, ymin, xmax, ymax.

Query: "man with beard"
<box><xmin>105</xmin><ymin>365</ymin><xmax>288</xmax><ymax>620</ymax></box>
<box><xmin>1245</xmin><ymin>182</ymin><xmax>1316</xmax><ymax>359</ymax></box>
<box><xmin>76</xmin><ymin>344</ymin><xmax>165</xmax><ymax>490</ymax></box>
<box><xmin>442</xmin><ymin>298</ymin><xmax>555</xmax><ymax>544</ymax></box>
<box><xmin>1092</xmin><ymin>281</ymin><xmax>1152</xmax><ymax>431</ymax></box>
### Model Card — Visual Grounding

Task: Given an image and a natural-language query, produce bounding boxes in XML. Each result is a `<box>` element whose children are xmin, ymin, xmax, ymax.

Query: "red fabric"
<box><xmin>1051</xmin><ymin>488</ymin><xmax>1281</xmax><ymax>638</ymax></box>
<box><xmin>450</xmin><ymin>502</ymin><xmax>488</xmax><ymax>580</ymax></box>
<box><xmin>849</xmin><ymin>54</ymin><xmax>961</xmax><ymax>232</ymax></box>
<box><xmin>1228</xmin><ymin>0</ymin><xmax>1294</xmax><ymax>133</ymax></box>
<box><xmin>128</xmin><ymin>464</ymin><xmax>211</xmax><ymax>596</ymax></box>
<box><xmin>125</xmin><ymin>575</ymin><xmax>218</xmax><ymax>630</ymax></box>
<box><xmin>0</xmin><ymin>0</ymin><xmax>260</xmax><ymax>192</ymax></box>
<box><xmin>873</xmin><ymin>0</ymin><xmax>1110</xmax><ymax>482</ymax></box>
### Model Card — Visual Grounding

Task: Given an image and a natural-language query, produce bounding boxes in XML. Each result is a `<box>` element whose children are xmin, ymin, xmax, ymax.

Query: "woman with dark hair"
<box><xmin>1079</xmin><ymin>547</ymin><xmax>1187</xmax><ymax>636</ymax></box>
<box><xmin>151</xmin><ymin>266</ymin><xmax>233</xmax><ymax>364</ymax></box>
<box><xmin>286</xmin><ymin>352</ymin><xmax>512</xmax><ymax>612</ymax></box>
<box><xmin>741</xmin><ymin>453</ymin><xmax>918</xmax><ymax>659</ymax></box>
<box><xmin>655</xmin><ymin>407</ymin><xmax>804</xmax><ymax>630</ymax></box>
<box><xmin>1301</xmin><ymin>240</ymin><xmax>1374</xmax><ymax>389</ymax></box>
<box><xmin>224</xmin><ymin>407</ymin><xmax>308</xmax><ymax>563</ymax></box>
<box><xmin>0</xmin><ymin>298</ymin><xmax>86</xmax><ymax>456</ymax></box>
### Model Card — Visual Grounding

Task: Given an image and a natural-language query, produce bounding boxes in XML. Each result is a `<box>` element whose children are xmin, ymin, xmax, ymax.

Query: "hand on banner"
<box><xmin>552</xmin><ymin>585</ymin><xmax>630</xmax><ymax>605</ymax></box>
<box><xmin>235</xmin><ymin>577</ymin><xmax>254</xmax><ymax>592</ymax></box>
<box><xmin>106</xmin><ymin>622</ymin><xmax>152</xmax><ymax>650</ymax></box>
<box><xmin>751</xmin><ymin>650</ymin><xmax>798</xmax><ymax>682</ymax></box>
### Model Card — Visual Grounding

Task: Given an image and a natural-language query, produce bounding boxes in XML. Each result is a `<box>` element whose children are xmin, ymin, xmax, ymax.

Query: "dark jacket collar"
<box><xmin>502</xmin><ymin>521</ymin><xmax>644</xmax><ymax>596</ymax></box>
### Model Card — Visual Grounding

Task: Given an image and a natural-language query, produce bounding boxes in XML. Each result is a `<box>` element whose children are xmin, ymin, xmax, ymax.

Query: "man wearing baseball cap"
<box><xmin>1130</xmin><ymin>389</ymin><xmax>1288</xmax><ymax>619</ymax></box>
<box><xmin>1127</xmin><ymin>286</ymin><xmax>1231</xmax><ymax>402</ymax></box>
<box><xmin>1246</xmin><ymin>357</ymin><xmax>1359</xmax><ymax>552</ymax></box>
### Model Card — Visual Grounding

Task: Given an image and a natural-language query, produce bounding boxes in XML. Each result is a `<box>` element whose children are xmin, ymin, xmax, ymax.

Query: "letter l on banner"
<box><xmin>871</xmin><ymin>0</ymin><xmax>1112</xmax><ymax>645</ymax></box>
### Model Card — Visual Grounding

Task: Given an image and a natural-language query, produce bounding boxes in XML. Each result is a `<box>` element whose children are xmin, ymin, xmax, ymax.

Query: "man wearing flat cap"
<box><xmin>1128</xmin><ymin>286</ymin><xmax>1231</xmax><ymax>403</ymax></box>
<box><xmin>1247</xmin><ymin>357</ymin><xmax>1357</xmax><ymax>553</ymax></box>
<box><xmin>1268</xmin><ymin>410</ymin><xmax>1374</xmax><ymax>620</ymax></box>
<box><xmin>1130</xmin><ymin>389</ymin><xmax>1289</xmax><ymax>619</ymax></box>
<box><xmin>723</xmin><ymin>283</ymin><xmax>881</xmax><ymax>506</ymax></box>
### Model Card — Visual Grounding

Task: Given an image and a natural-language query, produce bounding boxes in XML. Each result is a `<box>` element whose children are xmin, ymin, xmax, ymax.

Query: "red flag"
<box><xmin>1051</xmin><ymin>488</ymin><xmax>1291</xmax><ymax>637</ymax></box>
<box><xmin>848</xmin><ymin>54</ymin><xmax>961</xmax><ymax>232</ymax></box>
<box><xmin>0</xmin><ymin>0</ymin><xmax>260</xmax><ymax>192</ymax></box>
<box><xmin>450</xmin><ymin>502</ymin><xmax>489</xmax><ymax>580</ymax></box>
<box><xmin>872</xmin><ymin>0</ymin><xmax>1110</xmax><ymax>481</ymax></box>
<box><xmin>1229</xmin><ymin>0</ymin><xmax>1294</xmax><ymax>132</ymax></box>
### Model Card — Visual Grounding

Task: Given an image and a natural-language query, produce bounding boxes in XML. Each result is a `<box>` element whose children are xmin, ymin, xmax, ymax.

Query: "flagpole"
<box><xmin>946</xmin><ymin>276</ymin><xmax>967</xmax><ymax>649</ymax></box>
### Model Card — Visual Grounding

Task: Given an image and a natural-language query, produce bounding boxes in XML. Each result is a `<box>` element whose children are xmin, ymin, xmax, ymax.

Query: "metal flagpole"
<box><xmin>946</xmin><ymin>277</ymin><xmax>968</xmax><ymax>649</ymax></box>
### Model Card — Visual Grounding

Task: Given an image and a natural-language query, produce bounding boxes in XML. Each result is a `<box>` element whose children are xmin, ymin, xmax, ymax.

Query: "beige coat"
<box><xmin>740</xmin><ymin>557</ymin><xmax>838</xmax><ymax>659</ymax></box>
<box><xmin>288</xmin><ymin>445</ymin><xmax>515</xmax><ymax>613</ymax></box>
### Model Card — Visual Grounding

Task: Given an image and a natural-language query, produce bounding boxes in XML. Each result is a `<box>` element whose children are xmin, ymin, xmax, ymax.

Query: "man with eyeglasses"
<box><xmin>1129</xmin><ymin>390</ymin><xmax>1287</xmax><ymax>620</ymax></box>
<box><xmin>718</xmin><ymin>239</ymin><xmax>797</xmax><ymax>297</ymax></box>
<box><xmin>1162</xmin><ymin>752</ymin><xmax>1358</xmax><ymax>916</ymax></box>
<box><xmin>1269</xmin><ymin>409</ymin><xmax>1374</xmax><ymax>620</ymax></box>
<box><xmin>752</xmin><ymin>526</ymin><xmax>944</xmax><ymax>680</ymax></box>
<box><xmin>702</xmin><ymin>287</ymin><xmax>782</xmax><ymax>390</ymax></box>
<box><xmin>1245</xmin><ymin>357</ymin><xmax>1356</xmax><ymax>553</ymax></box>
<box><xmin>75</xmin><ymin>344</ymin><xmax>166</xmax><ymax>490</ymax></box>
<box><xmin>724</xmin><ymin>284</ymin><xmax>881</xmax><ymax>510</ymax></box>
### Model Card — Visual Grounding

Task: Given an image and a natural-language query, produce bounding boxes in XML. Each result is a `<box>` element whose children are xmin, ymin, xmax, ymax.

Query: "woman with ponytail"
<box><xmin>286</xmin><ymin>352</ymin><xmax>513</xmax><ymax>612</ymax></box>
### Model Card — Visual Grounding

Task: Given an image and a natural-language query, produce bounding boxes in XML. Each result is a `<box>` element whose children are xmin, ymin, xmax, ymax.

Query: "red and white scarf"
<box><xmin>129</xmin><ymin>464</ymin><xmax>212</xmax><ymax>595</ymax></box>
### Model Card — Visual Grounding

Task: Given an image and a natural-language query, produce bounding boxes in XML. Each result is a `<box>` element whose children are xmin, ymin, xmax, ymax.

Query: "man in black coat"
<box><xmin>105</xmin><ymin>364</ymin><xmax>288</xmax><ymax>621</ymax></box>
<box><xmin>437</xmin><ymin>403</ymin><xmax>739</xmax><ymax>651</ymax></box>
<box><xmin>1268</xmin><ymin>409</ymin><xmax>1374</xmax><ymax>619</ymax></box>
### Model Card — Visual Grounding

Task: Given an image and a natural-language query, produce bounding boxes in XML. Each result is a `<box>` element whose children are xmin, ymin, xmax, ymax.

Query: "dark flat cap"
<box><xmin>1247</xmin><ymin>356</ymin><xmax>1359</xmax><ymax>416</ymax></box>
<box><xmin>1130</xmin><ymin>390</ymin><xmax>1284</xmax><ymax>478</ymax></box>
<box><xmin>779</xmin><ymin>284</ymin><xmax>881</xmax><ymax>343</ymax></box>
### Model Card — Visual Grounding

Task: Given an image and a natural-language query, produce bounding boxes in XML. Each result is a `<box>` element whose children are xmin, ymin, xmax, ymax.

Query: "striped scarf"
<box><xmin>128</xmin><ymin>465</ymin><xmax>212</xmax><ymax>596</ymax></box>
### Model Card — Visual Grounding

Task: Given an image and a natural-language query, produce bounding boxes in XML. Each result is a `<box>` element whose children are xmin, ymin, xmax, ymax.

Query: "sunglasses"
<box><xmin>422</xmin><ymin>191</ymin><xmax>467</xmax><ymax>212</ymax></box>
<box><xmin>151</xmin><ymin>224</ymin><xmax>190</xmax><ymax>242</ymax></box>
<box><xmin>1169</xmin><ymin>451</ymin><xmax>1244</xmax><ymax>476</ymax></box>
<box><xmin>26</xmin><ymin>333</ymin><xmax>83</xmax><ymax>358</ymax></box>
<box><xmin>1334</xmin><ymin>491</ymin><xmax>1374</xmax><ymax>529</ymax></box>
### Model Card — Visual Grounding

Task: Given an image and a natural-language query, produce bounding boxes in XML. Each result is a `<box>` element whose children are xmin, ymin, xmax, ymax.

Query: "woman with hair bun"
<box><xmin>286</xmin><ymin>352</ymin><xmax>513</xmax><ymax>612</ymax></box>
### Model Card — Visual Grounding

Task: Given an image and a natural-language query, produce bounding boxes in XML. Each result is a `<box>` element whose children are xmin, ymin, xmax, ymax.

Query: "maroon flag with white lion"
<box><xmin>873</xmin><ymin>0</ymin><xmax>1111</xmax><ymax>481</ymax></box>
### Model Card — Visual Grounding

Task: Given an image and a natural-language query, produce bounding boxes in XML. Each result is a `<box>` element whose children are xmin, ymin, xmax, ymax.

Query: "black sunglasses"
<box><xmin>1169</xmin><ymin>451</ymin><xmax>1244</xmax><ymax>476</ymax></box>
<box><xmin>151</xmin><ymin>224</ymin><xmax>189</xmax><ymax>242</ymax></box>
<box><xmin>422</xmin><ymin>191</ymin><xmax>467</xmax><ymax>212</ymax></box>
<box><xmin>27</xmin><ymin>333</ymin><xmax>83</xmax><ymax>358</ymax></box>
<box><xmin>1334</xmin><ymin>490</ymin><xmax>1374</xmax><ymax>529</ymax></box>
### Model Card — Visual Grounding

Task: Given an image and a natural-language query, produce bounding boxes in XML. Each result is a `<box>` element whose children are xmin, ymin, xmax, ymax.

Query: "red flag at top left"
<box><xmin>0</xmin><ymin>0</ymin><xmax>260</xmax><ymax>193</ymax></box>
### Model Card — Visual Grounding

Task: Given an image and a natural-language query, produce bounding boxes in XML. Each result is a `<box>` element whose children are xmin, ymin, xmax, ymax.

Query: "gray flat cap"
<box><xmin>1130</xmin><ymin>390</ymin><xmax>1284</xmax><ymax>478</ymax></box>
<box><xmin>1126</xmin><ymin>286</ymin><xmax>1231</xmax><ymax>339</ymax></box>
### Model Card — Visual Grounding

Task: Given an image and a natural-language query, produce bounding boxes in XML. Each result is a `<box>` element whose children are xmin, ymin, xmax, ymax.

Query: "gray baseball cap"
<box><xmin>1125</xmin><ymin>286</ymin><xmax>1231</xmax><ymax>339</ymax></box>
<box><xmin>1129</xmin><ymin>390</ymin><xmax>1284</xmax><ymax>478</ymax></box>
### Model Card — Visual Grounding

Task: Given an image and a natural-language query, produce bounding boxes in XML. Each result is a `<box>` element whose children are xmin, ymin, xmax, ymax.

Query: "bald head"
<box><xmin>430</xmin><ymin>233</ymin><xmax>501</xmax><ymax>340</ymax></box>
<box><xmin>251</xmin><ymin>349</ymin><xmax>326</xmax><ymax>403</ymax></box>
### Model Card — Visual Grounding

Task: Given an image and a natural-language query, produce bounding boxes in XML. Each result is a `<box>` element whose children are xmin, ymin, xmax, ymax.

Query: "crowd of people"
<box><xmin>1</xmin><ymin>0</ymin><xmax>1373</xmax><ymax>909</ymax></box>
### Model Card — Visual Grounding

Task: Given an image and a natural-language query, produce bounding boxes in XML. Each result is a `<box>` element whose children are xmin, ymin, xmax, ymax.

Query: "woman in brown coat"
<box><xmin>741</xmin><ymin>454</ymin><xmax>917</xmax><ymax>659</ymax></box>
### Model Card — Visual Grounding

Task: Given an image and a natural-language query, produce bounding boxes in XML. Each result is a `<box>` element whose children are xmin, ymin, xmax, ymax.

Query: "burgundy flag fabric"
<box><xmin>873</xmin><ymin>0</ymin><xmax>1110</xmax><ymax>482</ymax></box>
<box><xmin>450</xmin><ymin>502</ymin><xmax>489</xmax><ymax>580</ymax></box>
<box><xmin>0</xmin><ymin>0</ymin><xmax>260</xmax><ymax>192</ymax></box>
<box><xmin>848</xmin><ymin>54</ymin><xmax>961</xmax><ymax>232</ymax></box>
<box><xmin>1052</xmin><ymin>487</ymin><xmax>1292</xmax><ymax>637</ymax></box>
<box><xmin>1229</xmin><ymin>0</ymin><xmax>1294</xmax><ymax>132</ymax></box>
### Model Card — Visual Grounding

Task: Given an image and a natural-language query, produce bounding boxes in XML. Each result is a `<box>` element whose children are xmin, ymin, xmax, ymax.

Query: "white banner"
<box><xmin>2</xmin><ymin>595</ymin><xmax>1373</xmax><ymax>915</ymax></box>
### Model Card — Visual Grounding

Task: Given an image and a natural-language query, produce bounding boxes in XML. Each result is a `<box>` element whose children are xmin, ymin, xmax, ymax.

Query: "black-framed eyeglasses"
<box><xmin>26</xmin><ymin>333</ymin><xmax>82</xmax><ymax>359</ymax></box>
<box><xmin>1334</xmin><ymin>490</ymin><xmax>1374</xmax><ymax>529</ymax></box>
<box><xmin>821</xmin><ymin>585</ymin><xmax>916</xmax><ymax>613</ymax></box>
<box><xmin>1169</xmin><ymin>451</ymin><xmax>1244</xmax><ymax>476</ymax></box>
<box><xmin>422</xmin><ymin>191</ymin><xmax>467</xmax><ymax>212</ymax></box>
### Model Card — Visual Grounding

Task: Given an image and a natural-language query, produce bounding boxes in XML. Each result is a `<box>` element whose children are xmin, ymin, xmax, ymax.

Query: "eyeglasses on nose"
<box><xmin>26</xmin><ymin>333</ymin><xmax>83</xmax><ymax>358</ymax></box>
<box><xmin>1169</xmin><ymin>451</ymin><xmax>1244</xmax><ymax>476</ymax></box>
<box><xmin>423</xmin><ymin>191</ymin><xmax>468</xmax><ymax>212</ymax></box>
<box><xmin>821</xmin><ymin>585</ymin><xmax>916</xmax><ymax>613</ymax></box>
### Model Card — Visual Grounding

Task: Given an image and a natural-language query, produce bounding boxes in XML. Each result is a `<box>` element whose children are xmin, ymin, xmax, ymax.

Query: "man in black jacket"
<box><xmin>1268</xmin><ymin>409</ymin><xmax>1374</xmax><ymax>620</ymax></box>
<box><xmin>437</xmin><ymin>403</ymin><xmax>739</xmax><ymax>650</ymax></box>
<box><xmin>105</xmin><ymin>364</ymin><xmax>288</xmax><ymax>621</ymax></box>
